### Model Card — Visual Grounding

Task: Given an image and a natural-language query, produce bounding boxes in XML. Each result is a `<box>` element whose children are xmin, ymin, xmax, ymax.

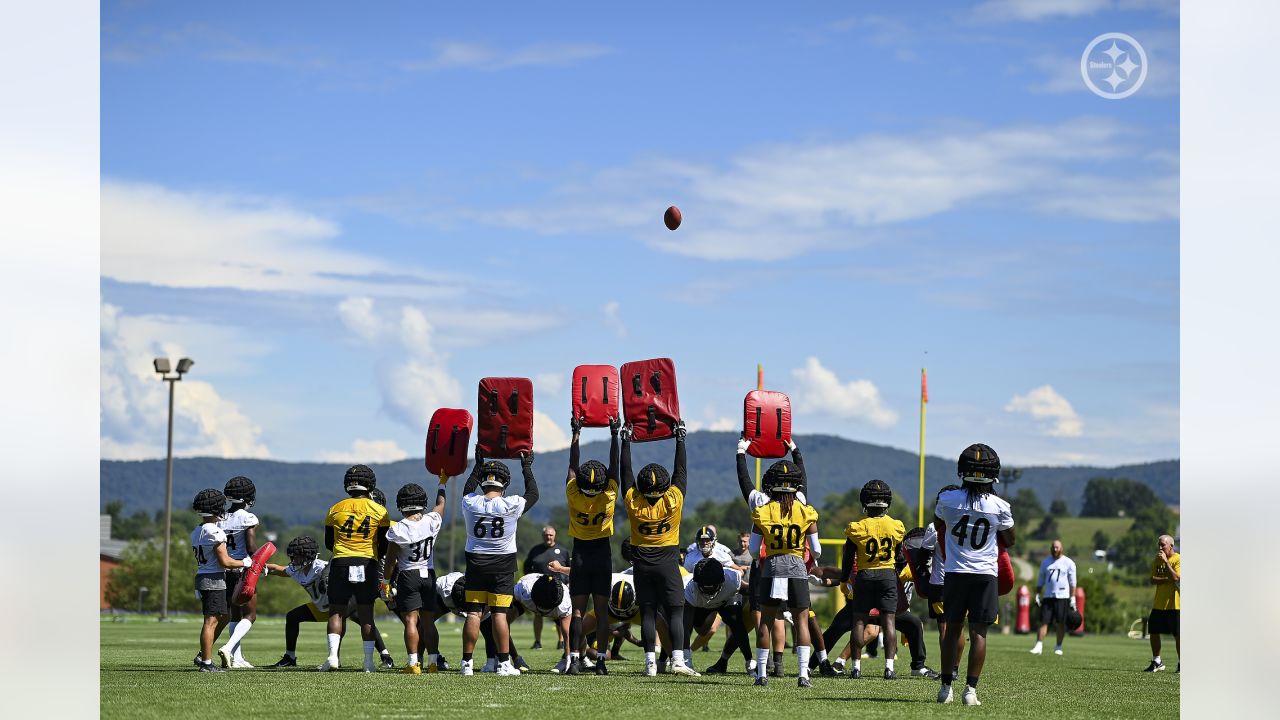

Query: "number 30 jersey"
<box><xmin>934</xmin><ymin>488</ymin><xmax>1013</xmax><ymax>576</ymax></box>
<box><xmin>325</xmin><ymin>497</ymin><xmax>390</xmax><ymax>559</ymax></box>
<box><xmin>386</xmin><ymin>512</ymin><xmax>444</xmax><ymax>574</ymax></box>
<box><xmin>751</xmin><ymin>501</ymin><xmax>819</xmax><ymax>559</ymax></box>
<box><xmin>845</xmin><ymin>515</ymin><xmax>906</xmax><ymax>572</ymax></box>
<box><xmin>461</xmin><ymin>492</ymin><xmax>526</xmax><ymax>555</ymax></box>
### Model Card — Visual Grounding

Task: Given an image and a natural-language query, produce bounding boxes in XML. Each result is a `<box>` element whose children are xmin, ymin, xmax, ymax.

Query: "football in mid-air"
<box><xmin>664</xmin><ymin>205</ymin><xmax>682</xmax><ymax>231</ymax></box>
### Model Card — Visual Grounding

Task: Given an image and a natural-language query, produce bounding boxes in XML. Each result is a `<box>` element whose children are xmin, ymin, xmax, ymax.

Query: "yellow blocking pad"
<box><xmin>465</xmin><ymin>590</ymin><xmax>514</xmax><ymax>608</ymax></box>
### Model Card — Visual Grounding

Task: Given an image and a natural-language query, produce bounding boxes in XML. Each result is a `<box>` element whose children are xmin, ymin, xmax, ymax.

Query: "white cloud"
<box><xmin>603</xmin><ymin>301</ymin><xmax>626</xmax><ymax>337</ymax></box>
<box><xmin>972</xmin><ymin>0</ymin><xmax>1176</xmax><ymax>22</ymax></box>
<box><xmin>535</xmin><ymin>372</ymin><xmax>565</xmax><ymax>397</ymax></box>
<box><xmin>401</xmin><ymin>41</ymin><xmax>612</xmax><ymax>72</ymax></box>
<box><xmin>1005</xmin><ymin>385</ymin><xmax>1084</xmax><ymax>437</ymax></box>
<box><xmin>319</xmin><ymin>438</ymin><xmax>410</xmax><ymax>464</ymax></box>
<box><xmin>684</xmin><ymin>416</ymin><xmax>738</xmax><ymax>433</ymax></box>
<box><xmin>100</xmin><ymin>301</ymin><xmax>271</xmax><ymax>459</ymax></box>
<box><xmin>790</xmin><ymin>357</ymin><xmax>898</xmax><ymax>428</ymax></box>
<box><xmin>533</xmin><ymin>409</ymin><xmax>571</xmax><ymax>453</ymax></box>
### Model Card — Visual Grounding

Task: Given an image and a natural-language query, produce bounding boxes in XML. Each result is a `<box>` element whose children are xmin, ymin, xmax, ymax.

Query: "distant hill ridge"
<box><xmin>100</xmin><ymin>431</ymin><xmax>1179</xmax><ymax>527</ymax></box>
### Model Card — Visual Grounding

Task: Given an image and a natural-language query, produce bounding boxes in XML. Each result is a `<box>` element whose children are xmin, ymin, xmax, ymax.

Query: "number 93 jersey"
<box><xmin>625</xmin><ymin>487</ymin><xmax>684</xmax><ymax>547</ymax></box>
<box><xmin>325</xmin><ymin>497</ymin><xmax>391</xmax><ymax>559</ymax></box>
<box><xmin>461</xmin><ymin>491</ymin><xmax>526</xmax><ymax>555</ymax></box>
<box><xmin>933</xmin><ymin>488</ymin><xmax>1013</xmax><ymax>576</ymax></box>
<box><xmin>844</xmin><ymin>515</ymin><xmax>906</xmax><ymax>572</ymax></box>
<box><xmin>751</xmin><ymin>501</ymin><xmax>819</xmax><ymax>559</ymax></box>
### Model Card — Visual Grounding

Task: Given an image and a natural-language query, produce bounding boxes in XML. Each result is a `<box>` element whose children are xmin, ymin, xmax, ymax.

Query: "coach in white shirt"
<box><xmin>1030</xmin><ymin>540</ymin><xmax>1077</xmax><ymax>656</ymax></box>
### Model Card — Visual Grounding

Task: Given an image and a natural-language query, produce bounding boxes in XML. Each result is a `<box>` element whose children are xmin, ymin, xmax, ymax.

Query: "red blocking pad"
<box><xmin>425</xmin><ymin>408</ymin><xmax>474</xmax><ymax>477</ymax></box>
<box><xmin>476</xmin><ymin>377</ymin><xmax>534</xmax><ymax>458</ymax></box>
<box><xmin>743</xmin><ymin>390</ymin><xmax>791</xmax><ymax>458</ymax></box>
<box><xmin>572</xmin><ymin>365</ymin><xmax>619</xmax><ymax>427</ymax></box>
<box><xmin>997</xmin><ymin>536</ymin><xmax>1015</xmax><ymax>595</ymax></box>
<box><xmin>232</xmin><ymin>541</ymin><xmax>276</xmax><ymax>605</ymax></box>
<box><xmin>620</xmin><ymin>358</ymin><xmax>680</xmax><ymax>442</ymax></box>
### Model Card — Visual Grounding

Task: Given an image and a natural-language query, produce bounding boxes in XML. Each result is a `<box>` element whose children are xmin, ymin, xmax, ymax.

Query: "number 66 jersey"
<box><xmin>934</xmin><ymin>487</ymin><xmax>1013</xmax><ymax>576</ymax></box>
<box><xmin>461</xmin><ymin>490</ymin><xmax>526</xmax><ymax>555</ymax></box>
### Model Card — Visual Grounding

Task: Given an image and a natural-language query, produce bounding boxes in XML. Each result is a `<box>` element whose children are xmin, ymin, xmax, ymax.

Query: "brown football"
<box><xmin>664</xmin><ymin>205</ymin><xmax>682</xmax><ymax>231</ymax></box>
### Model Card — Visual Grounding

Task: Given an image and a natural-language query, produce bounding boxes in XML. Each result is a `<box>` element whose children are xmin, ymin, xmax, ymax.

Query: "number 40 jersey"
<box><xmin>461</xmin><ymin>491</ymin><xmax>526</xmax><ymax>555</ymax></box>
<box><xmin>934</xmin><ymin>488</ymin><xmax>1013</xmax><ymax>576</ymax></box>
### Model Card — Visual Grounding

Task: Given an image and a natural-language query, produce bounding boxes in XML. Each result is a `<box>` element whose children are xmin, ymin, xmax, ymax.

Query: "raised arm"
<box><xmin>619</xmin><ymin>428</ymin><xmax>635</xmax><ymax>500</ymax></box>
<box><xmin>608</xmin><ymin>415</ymin><xmax>620</xmax><ymax>481</ymax></box>
<box><xmin>788</xmin><ymin>440</ymin><xmax>808</xmax><ymax>498</ymax></box>
<box><xmin>671</xmin><ymin>422</ymin><xmax>687</xmax><ymax>495</ymax></box>
<box><xmin>735</xmin><ymin>438</ymin><xmax>755</xmax><ymax>503</ymax></box>
<box><xmin>567</xmin><ymin>416</ymin><xmax>582</xmax><ymax>485</ymax></box>
<box><xmin>519</xmin><ymin>452</ymin><xmax>539</xmax><ymax>514</ymax></box>
<box><xmin>432</xmin><ymin>471</ymin><xmax>448</xmax><ymax>518</ymax></box>
<box><xmin>463</xmin><ymin>449</ymin><xmax>485</xmax><ymax>495</ymax></box>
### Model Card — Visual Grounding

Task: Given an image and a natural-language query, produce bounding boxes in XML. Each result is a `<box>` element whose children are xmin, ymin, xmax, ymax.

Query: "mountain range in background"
<box><xmin>100</xmin><ymin>431</ymin><xmax>1179</xmax><ymax>527</ymax></box>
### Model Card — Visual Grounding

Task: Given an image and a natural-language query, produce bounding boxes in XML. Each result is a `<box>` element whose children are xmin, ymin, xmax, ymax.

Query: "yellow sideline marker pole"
<box><xmin>754</xmin><ymin>364</ymin><xmax>763</xmax><ymax>491</ymax></box>
<box><xmin>820</xmin><ymin>538</ymin><xmax>846</xmax><ymax>612</ymax></box>
<box><xmin>918</xmin><ymin>368</ymin><xmax>927</xmax><ymax>528</ymax></box>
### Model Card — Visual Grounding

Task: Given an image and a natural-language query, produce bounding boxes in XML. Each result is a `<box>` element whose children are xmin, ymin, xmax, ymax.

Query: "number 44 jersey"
<box><xmin>461</xmin><ymin>491</ymin><xmax>526</xmax><ymax>555</ymax></box>
<box><xmin>934</xmin><ymin>488</ymin><xmax>1013</xmax><ymax>576</ymax></box>
<box><xmin>386</xmin><ymin>512</ymin><xmax>444</xmax><ymax>574</ymax></box>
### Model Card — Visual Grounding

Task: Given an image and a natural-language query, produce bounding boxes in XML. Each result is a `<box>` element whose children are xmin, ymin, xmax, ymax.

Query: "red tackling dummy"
<box><xmin>232</xmin><ymin>541</ymin><xmax>276</xmax><ymax>605</ymax></box>
<box><xmin>476</xmin><ymin>377</ymin><xmax>534</xmax><ymax>458</ymax></box>
<box><xmin>571</xmin><ymin>365</ymin><xmax>619</xmax><ymax>427</ymax></box>
<box><xmin>743</xmin><ymin>390</ymin><xmax>791</xmax><ymax>458</ymax></box>
<box><xmin>620</xmin><ymin>358</ymin><xmax>680</xmax><ymax>442</ymax></box>
<box><xmin>425</xmin><ymin>408</ymin><xmax>474</xmax><ymax>477</ymax></box>
<box><xmin>997</xmin><ymin>536</ymin><xmax>1015</xmax><ymax>595</ymax></box>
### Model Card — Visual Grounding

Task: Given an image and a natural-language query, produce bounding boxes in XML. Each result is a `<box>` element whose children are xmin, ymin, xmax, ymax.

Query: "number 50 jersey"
<box><xmin>934</xmin><ymin>487</ymin><xmax>1013</xmax><ymax>576</ymax></box>
<box><xmin>461</xmin><ymin>491</ymin><xmax>526</xmax><ymax>555</ymax></box>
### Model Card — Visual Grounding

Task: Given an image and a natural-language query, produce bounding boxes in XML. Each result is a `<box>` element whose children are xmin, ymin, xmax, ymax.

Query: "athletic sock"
<box><xmin>326</xmin><ymin>633</ymin><xmax>341</xmax><ymax>659</ymax></box>
<box><xmin>852</xmin><ymin>658</ymin><xmax>861</xmax><ymax>672</ymax></box>
<box><xmin>755</xmin><ymin>648</ymin><xmax>770</xmax><ymax>678</ymax></box>
<box><xmin>570</xmin><ymin>652</ymin><xmax>580</xmax><ymax>661</ymax></box>
<box><xmin>797</xmin><ymin>646</ymin><xmax>811</xmax><ymax>679</ymax></box>
<box><xmin>941</xmin><ymin>672</ymin><xmax>953</xmax><ymax>685</ymax></box>
<box><xmin>285</xmin><ymin>650</ymin><xmax>296</xmax><ymax>659</ymax></box>
<box><xmin>462</xmin><ymin>652</ymin><xmax>473</xmax><ymax>662</ymax></box>
<box><xmin>672</xmin><ymin>649</ymin><xmax>685</xmax><ymax>666</ymax></box>
<box><xmin>408</xmin><ymin>653</ymin><xmax>418</xmax><ymax>666</ymax></box>
<box><xmin>966</xmin><ymin>675</ymin><xmax>979</xmax><ymax>688</ymax></box>
<box><xmin>497</xmin><ymin>653</ymin><xmax>510</xmax><ymax>663</ymax></box>
<box><xmin>1153</xmin><ymin>655</ymin><xmax>1161</xmax><ymax>664</ymax></box>
<box><xmin>886</xmin><ymin>656</ymin><xmax>895</xmax><ymax>672</ymax></box>
<box><xmin>224</xmin><ymin>621</ymin><xmax>238</xmax><ymax>649</ymax></box>
<box><xmin>817</xmin><ymin>649</ymin><xmax>828</xmax><ymax>662</ymax></box>
<box><xmin>772</xmin><ymin>651</ymin><xmax>783</xmax><ymax>666</ymax></box>
<box><xmin>645</xmin><ymin>651</ymin><xmax>656</xmax><ymax>666</ymax></box>
<box><xmin>225</xmin><ymin>618</ymin><xmax>252</xmax><ymax>655</ymax></box>
<box><xmin>363</xmin><ymin>640</ymin><xmax>376</xmax><ymax>662</ymax></box>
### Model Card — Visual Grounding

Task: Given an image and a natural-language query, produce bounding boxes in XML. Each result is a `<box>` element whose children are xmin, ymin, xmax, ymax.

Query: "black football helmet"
<box><xmin>620</xmin><ymin>538</ymin><xmax>634</xmax><ymax>564</ymax></box>
<box><xmin>286</xmin><ymin>535</ymin><xmax>319</xmax><ymax>566</ymax></box>
<box><xmin>859</xmin><ymin>479</ymin><xmax>893</xmax><ymax>509</ymax></box>
<box><xmin>693</xmin><ymin>558</ymin><xmax>725</xmax><ymax>597</ymax></box>
<box><xmin>637</xmin><ymin>463</ymin><xmax>671</xmax><ymax>499</ymax></box>
<box><xmin>609</xmin><ymin>577</ymin><xmax>637</xmax><ymax>618</ymax></box>
<box><xmin>479</xmin><ymin>460</ymin><xmax>511</xmax><ymax>491</ymax></box>
<box><xmin>344</xmin><ymin>464</ymin><xmax>376</xmax><ymax>493</ymax></box>
<box><xmin>397</xmin><ymin>483</ymin><xmax>428</xmax><ymax>514</ymax></box>
<box><xmin>223</xmin><ymin>476</ymin><xmax>256</xmax><ymax>507</ymax></box>
<box><xmin>530</xmin><ymin>574</ymin><xmax>564</xmax><ymax>614</ymax></box>
<box><xmin>957</xmin><ymin>443</ymin><xmax>1000</xmax><ymax>483</ymax></box>
<box><xmin>449</xmin><ymin>575</ymin><xmax>468</xmax><ymax>609</ymax></box>
<box><xmin>762</xmin><ymin>460</ymin><xmax>803</xmax><ymax>494</ymax></box>
<box><xmin>577</xmin><ymin>460</ymin><xmax>609</xmax><ymax>496</ymax></box>
<box><xmin>191</xmin><ymin>488</ymin><xmax>226</xmax><ymax>517</ymax></box>
<box><xmin>370</xmin><ymin>488</ymin><xmax>387</xmax><ymax>508</ymax></box>
<box><xmin>695</xmin><ymin>525</ymin><xmax>717</xmax><ymax>554</ymax></box>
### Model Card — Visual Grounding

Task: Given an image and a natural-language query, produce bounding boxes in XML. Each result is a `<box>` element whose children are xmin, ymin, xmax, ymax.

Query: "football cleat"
<box><xmin>832</xmin><ymin>659</ymin><xmax>846</xmax><ymax>674</ymax></box>
<box><xmin>318</xmin><ymin>656</ymin><xmax>340</xmax><ymax>672</ymax></box>
<box><xmin>531</xmin><ymin>641</ymin><xmax>543</xmax><ymax>650</ymax></box>
<box><xmin>193</xmin><ymin>654</ymin><xmax>203</xmax><ymax>668</ymax></box>
<box><xmin>962</xmin><ymin>685</ymin><xmax>981</xmax><ymax>706</ymax></box>
<box><xmin>818</xmin><ymin>660</ymin><xmax>838</xmax><ymax>677</ymax></box>
<box><xmin>753</xmin><ymin>675</ymin><xmax>768</xmax><ymax>687</ymax></box>
<box><xmin>671</xmin><ymin>662</ymin><xmax>700</xmax><ymax>677</ymax></box>
<box><xmin>883</xmin><ymin>668</ymin><xmax>897</xmax><ymax>680</ymax></box>
<box><xmin>198</xmin><ymin>662</ymin><xmax>225</xmax><ymax>673</ymax></box>
<box><xmin>1144</xmin><ymin>660</ymin><xmax>1166</xmax><ymax>672</ymax></box>
<box><xmin>705</xmin><ymin>659</ymin><xmax>729</xmax><ymax>675</ymax></box>
<box><xmin>437</xmin><ymin>655</ymin><xmax>450</xmax><ymax>672</ymax></box>
<box><xmin>797</xmin><ymin>676</ymin><xmax>812</xmax><ymax>688</ymax></box>
<box><xmin>481</xmin><ymin>658</ymin><xmax>497</xmax><ymax>673</ymax></box>
<box><xmin>269</xmin><ymin>654</ymin><xmax>297</xmax><ymax>668</ymax></box>
<box><xmin>580</xmin><ymin>655</ymin><xmax>596</xmax><ymax>670</ymax></box>
<box><xmin>231</xmin><ymin>658</ymin><xmax>254</xmax><ymax>669</ymax></box>
<box><xmin>402</xmin><ymin>663</ymin><xmax>421</xmax><ymax>675</ymax></box>
<box><xmin>660</xmin><ymin>658</ymin><xmax>672</xmax><ymax>674</ymax></box>
<box><xmin>362</xmin><ymin>658</ymin><xmax>378</xmax><ymax>673</ymax></box>
<box><xmin>938</xmin><ymin>684</ymin><xmax>954</xmax><ymax>704</ymax></box>
<box><xmin>496</xmin><ymin>660</ymin><xmax>520</xmax><ymax>676</ymax></box>
<box><xmin>217</xmin><ymin>647</ymin><xmax>232</xmax><ymax>669</ymax></box>
<box><xmin>645</xmin><ymin>658</ymin><xmax>658</xmax><ymax>677</ymax></box>
<box><xmin>514</xmin><ymin>655</ymin><xmax>531</xmax><ymax>673</ymax></box>
<box><xmin>1030</xmin><ymin>645</ymin><xmax>1043</xmax><ymax>655</ymax></box>
<box><xmin>850</xmin><ymin>667</ymin><xmax>862</xmax><ymax>679</ymax></box>
<box><xmin>594</xmin><ymin>660</ymin><xmax>608</xmax><ymax>676</ymax></box>
<box><xmin>771</xmin><ymin>658</ymin><xmax>784</xmax><ymax>678</ymax></box>
<box><xmin>381</xmin><ymin>652</ymin><xmax>396</xmax><ymax>668</ymax></box>
<box><xmin>913</xmin><ymin>666</ymin><xmax>941</xmax><ymax>679</ymax></box>
<box><xmin>1054</xmin><ymin>649</ymin><xmax>1064</xmax><ymax>656</ymax></box>
<box><xmin>551</xmin><ymin>656</ymin><xmax>568</xmax><ymax>674</ymax></box>
<box><xmin>425</xmin><ymin>662</ymin><xmax>439</xmax><ymax>674</ymax></box>
<box><xmin>460</xmin><ymin>659</ymin><xmax>474</xmax><ymax>676</ymax></box>
<box><xmin>565</xmin><ymin>658</ymin><xmax>581</xmax><ymax>675</ymax></box>
<box><xmin>746</xmin><ymin>658</ymin><xmax>757</xmax><ymax>675</ymax></box>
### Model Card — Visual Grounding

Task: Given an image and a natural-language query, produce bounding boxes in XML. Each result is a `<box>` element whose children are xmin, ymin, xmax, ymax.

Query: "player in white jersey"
<box><xmin>685</xmin><ymin>526</ymin><xmax>742</xmax><ymax>572</ymax></box>
<box><xmin>383</xmin><ymin>478</ymin><xmax>448</xmax><ymax>674</ymax></box>
<box><xmin>190</xmin><ymin>489</ymin><xmax>254</xmax><ymax>673</ymax></box>
<box><xmin>683</xmin><ymin>559</ymin><xmax>754</xmax><ymax>675</ymax></box>
<box><xmin>216</xmin><ymin>476</ymin><xmax>260</xmax><ymax>668</ymax></box>
<box><xmin>512</xmin><ymin>573</ymin><xmax>572</xmax><ymax>671</ymax></box>
<box><xmin>919</xmin><ymin>490</ymin><xmax>966</xmax><ymax>679</ymax></box>
<box><xmin>932</xmin><ymin>444</ymin><xmax>1015</xmax><ymax>706</ymax></box>
<box><xmin>1030</xmin><ymin>539</ymin><xmax>1077</xmax><ymax>656</ymax></box>
<box><xmin>263</xmin><ymin>535</ymin><xmax>331</xmax><ymax>666</ymax></box>
<box><xmin>458</xmin><ymin>451</ymin><xmax>538</xmax><ymax>676</ymax></box>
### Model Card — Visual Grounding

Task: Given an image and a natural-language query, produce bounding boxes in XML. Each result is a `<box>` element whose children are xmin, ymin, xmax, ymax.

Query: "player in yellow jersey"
<box><xmin>1144</xmin><ymin>534</ymin><xmax>1180</xmax><ymax>672</ymax></box>
<box><xmin>841</xmin><ymin>479</ymin><xmax>906</xmax><ymax>679</ymax></box>
<box><xmin>621</xmin><ymin>419</ymin><xmax>698</xmax><ymax>677</ymax></box>
<box><xmin>563</xmin><ymin>414</ymin><xmax>621</xmax><ymax>675</ymax></box>
<box><xmin>319</xmin><ymin>464</ymin><xmax>391</xmax><ymax>672</ymax></box>
<box><xmin>749</xmin><ymin>462</ymin><xmax>821</xmax><ymax>688</ymax></box>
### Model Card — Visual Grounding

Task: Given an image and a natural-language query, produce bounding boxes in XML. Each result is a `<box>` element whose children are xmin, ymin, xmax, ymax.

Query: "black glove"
<box><xmin>520</xmin><ymin>451</ymin><xmax>534</xmax><ymax>468</ymax></box>
<box><xmin>619</xmin><ymin>425</ymin><xmax>632</xmax><ymax>442</ymax></box>
<box><xmin>570</xmin><ymin>415</ymin><xmax>582</xmax><ymax>434</ymax></box>
<box><xmin>673</xmin><ymin>419</ymin><xmax>687</xmax><ymax>440</ymax></box>
<box><xmin>609</xmin><ymin>415</ymin><xmax>621</xmax><ymax>434</ymax></box>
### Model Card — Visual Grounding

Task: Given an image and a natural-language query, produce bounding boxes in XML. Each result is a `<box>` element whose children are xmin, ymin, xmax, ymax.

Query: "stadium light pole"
<box><xmin>154</xmin><ymin>357</ymin><xmax>194</xmax><ymax>620</ymax></box>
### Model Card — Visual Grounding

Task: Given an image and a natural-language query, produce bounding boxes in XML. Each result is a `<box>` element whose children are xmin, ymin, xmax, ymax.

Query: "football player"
<box><xmin>513</xmin><ymin>573</ymin><xmax>573</xmax><ymax>670</ymax></box>
<box><xmin>365</xmin><ymin>487</ymin><xmax>399</xmax><ymax>668</ymax></box>
<box><xmin>459</xmin><ymin>450</ymin><xmax>539</xmax><ymax>676</ymax></box>
<box><xmin>383</xmin><ymin>476</ymin><xmax>448</xmax><ymax>674</ymax></box>
<box><xmin>684</xmin><ymin>526</ymin><xmax>740</xmax><ymax>572</ymax></box>
<box><xmin>920</xmin><ymin>486</ymin><xmax>966</xmax><ymax>679</ymax></box>
<box><xmin>263</xmin><ymin>535</ymin><xmax>330</xmax><ymax>667</ymax></box>
<box><xmin>620</xmin><ymin>420</ymin><xmax>697</xmax><ymax>677</ymax></box>
<box><xmin>216</xmin><ymin>476</ymin><xmax>259</xmax><ymax>669</ymax></box>
<box><xmin>933</xmin><ymin>444</ymin><xmax>1015</xmax><ymax>706</ymax></box>
<box><xmin>841</xmin><ymin>479</ymin><xmax>907</xmax><ymax>679</ymax></box>
<box><xmin>190</xmin><ymin>488</ymin><xmax>253</xmax><ymax>673</ymax></box>
<box><xmin>579</xmin><ymin>574</ymin><xmax>644</xmax><ymax>663</ymax></box>
<box><xmin>563</xmin><ymin>414</ymin><xmax>621</xmax><ymax>675</ymax></box>
<box><xmin>748</xmin><ymin>458</ymin><xmax>821</xmax><ymax>688</ymax></box>
<box><xmin>683</xmin><ymin>559</ymin><xmax>753</xmax><ymax>675</ymax></box>
<box><xmin>321</xmin><ymin>465</ymin><xmax>392</xmax><ymax>672</ymax></box>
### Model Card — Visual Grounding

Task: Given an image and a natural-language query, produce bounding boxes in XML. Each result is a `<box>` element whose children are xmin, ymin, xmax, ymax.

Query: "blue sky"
<box><xmin>100</xmin><ymin>0</ymin><xmax>1179</xmax><ymax>467</ymax></box>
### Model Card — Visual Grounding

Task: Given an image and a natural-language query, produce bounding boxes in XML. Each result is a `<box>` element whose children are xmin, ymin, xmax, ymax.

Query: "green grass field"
<box><xmin>101</xmin><ymin>616</ymin><xmax>1178</xmax><ymax>719</ymax></box>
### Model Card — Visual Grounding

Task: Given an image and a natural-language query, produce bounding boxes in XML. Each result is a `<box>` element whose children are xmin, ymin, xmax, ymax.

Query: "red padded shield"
<box><xmin>997</xmin><ymin>536</ymin><xmax>1015</xmax><ymax>595</ymax></box>
<box><xmin>232</xmin><ymin>541</ymin><xmax>276</xmax><ymax>605</ymax></box>
<box><xmin>743</xmin><ymin>390</ymin><xmax>791</xmax><ymax>458</ymax></box>
<box><xmin>476</xmin><ymin>377</ymin><xmax>534</xmax><ymax>458</ymax></box>
<box><xmin>620</xmin><ymin>358</ymin><xmax>680</xmax><ymax>442</ymax></box>
<box><xmin>425</xmin><ymin>408</ymin><xmax>474</xmax><ymax>477</ymax></box>
<box><xmin>572</xmin><ymin>365</ymin><xmax>619</xmax><ymax>427</ymax></box>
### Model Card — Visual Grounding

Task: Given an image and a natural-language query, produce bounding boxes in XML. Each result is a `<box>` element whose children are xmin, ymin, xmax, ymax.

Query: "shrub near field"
<box><xmin>100</xmin><ymin>618</ymin><xmax>1178</xmax><ymax>720</ymax></box>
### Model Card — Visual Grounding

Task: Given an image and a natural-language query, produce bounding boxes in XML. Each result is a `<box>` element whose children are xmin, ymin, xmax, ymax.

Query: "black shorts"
<box><xmin>570</xmin><ymin>538</ymin><xmax>612</xmax><ymax>597</ymax></box>
<box><xmin>1040</xmin><ymin>597</ymin><xmax>1070</xmax><ymax>626</ymax></box>
<box><xmin>748</xmin><ymin>560</ymin><xmax>764</xmax><ymax>608</ymax></box>
<box><xmin>223</xmin><ymin>568</ymin><xmax>244</xmax><ymax>606</ymax></box>
<box><xmin>943</xmin><ymin>572</ymin><xmax>999</xmax><ymax>625</ymax></box>
<box><xmin>395</xmin><ymin>568</ymin><xmax>442</xmax><ymax>614</ymax></box>
<box><xmin>759</xmin><ymin>577</ymin><xmax>811</xmax><ymax>609</ymax></box>
<box><xmin>465</xmin><ymin>552</ymin><xmax>517</xmax><ymax>609</ymax></box>
<box><xmin>851</xmin><ymin>569</ymin><xmax>898</xmax><ymax>614</ymax></box>
<box><xmin>196</xmin><ymin>573</ymin><xmax>228</xmax><ymax>617</ymax></box>
<box><xmin>632</xmin><ymin>551</ymin><xmax>684</xmax><ymax>609</ymax></box>
<box><xmin>328</xmin><ymin>557</ymin><xmax>380</xmax><ymax>606</ymax></box>
<box><xmin>924</xmin><ymin>581</ymin><xmax>945</xmax><ymax>619</ymax></box>
<box><xmin>1148</xmin><ymin>609</ymin><xmax>1179</xmax><ymax>635</ymax></box>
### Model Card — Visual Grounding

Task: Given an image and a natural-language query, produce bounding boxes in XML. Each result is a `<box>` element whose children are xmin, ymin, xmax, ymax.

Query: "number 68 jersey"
<box><xmin>461</xmin><ymin>491</ymin><xmax>526</xmax><ymax>555</ymax></box>
<box><xmin>933</xmin><ymin>487</ymin><xmax>1013</xmax><ymax>576</ymax></box>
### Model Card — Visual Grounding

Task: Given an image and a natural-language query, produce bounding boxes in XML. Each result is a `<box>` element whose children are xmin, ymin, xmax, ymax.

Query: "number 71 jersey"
<box><xmin>934</xmin><ymin>488</ymin><xmax>1013</xmax><ymax>576</ymax></box>
<box><xmin>461</xmin><ymin>491</ymin><xmax>526</xmax><ymax>555</ymax></box>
